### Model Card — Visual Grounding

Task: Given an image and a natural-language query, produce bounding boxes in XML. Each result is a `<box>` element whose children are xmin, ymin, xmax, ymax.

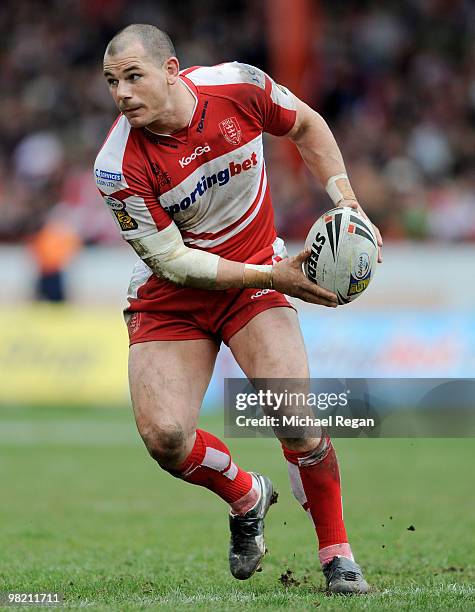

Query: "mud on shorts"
<box><xmin>124</xmin><ymin>237</ymin><xmax>296</xmax><ymax>346</ymax></box>
<box><xmin>125</xmin><ymin>285</ymin><xmax>295</xmax><ymax>346</ymax></box>
<box><xmin>124</xmin><ymin>238</ymin><xmax>295</xmax><ymax>345</ymax></box>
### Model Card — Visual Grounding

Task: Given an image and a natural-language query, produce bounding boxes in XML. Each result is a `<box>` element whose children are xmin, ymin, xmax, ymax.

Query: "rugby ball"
<box><xmin>304</xmin><ymin>207</ymin><xmax>378</xmax><ymax>304</ymax></box>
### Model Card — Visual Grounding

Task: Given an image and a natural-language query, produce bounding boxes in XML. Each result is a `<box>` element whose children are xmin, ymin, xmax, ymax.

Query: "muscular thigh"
<box><xmin>129</xmin><ymin>339</ymin><xmax>218</xmax><ymax>441</ymax></box>
<box><xmin>229</xmin><ymin>308</ymin><xmax>319</xmax><ymax>449</ymax></box>
<box><xmin>228</xmin><ymin>307</ymin><xmax>309</xmax><ymax>379</ymax></box>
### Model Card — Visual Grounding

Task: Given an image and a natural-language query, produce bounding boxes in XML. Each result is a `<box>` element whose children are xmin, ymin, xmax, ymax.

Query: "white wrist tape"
<box><xmin>243</xmin><ymin>263</ymin><xmax>273</xmax><ymax>289</ymax></box>
<box><xmin>129</xmin><ymin>223</ymin><xmax>219</xmax><ymax>288</ymax></box>
<box><xmin>326</xmin><ymin>173</ymin><xmax>351</xmax><ymax>205</ymax></box>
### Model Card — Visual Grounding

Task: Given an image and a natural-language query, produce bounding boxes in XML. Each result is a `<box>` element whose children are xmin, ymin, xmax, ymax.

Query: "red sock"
<box><xmin>282</xmin><ymin>436</ymin><xmax>354</xmax><ymax>566</ymax></box>
<box><xmin>173</xmin><ymin>429</ymin><xmax>259</xmax><ymax>515</ymax></box>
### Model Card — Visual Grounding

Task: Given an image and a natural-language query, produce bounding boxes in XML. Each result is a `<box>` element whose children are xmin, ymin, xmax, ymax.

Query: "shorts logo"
<box><xmin>126</xmin><ymin>312</ymin><xmax>141</xmax><ymax>337</ymax></box>
<box><xmin>179</xmin><ymin>144</ymin><xmax>211</xmax><ymax>168</ymax></box>
<box><xmin>250</xmin><ymin>289</ymin><xmax>275</xmax><ymax>299</ymax></box>
<box><xmin>104</xmin><ymin>196</ymin><xmax>138</xmax><ymax>231</ymax></box>
<box><xmin>219</xmin><ymin>117</ymin><xmax>241</xmax><ymax>145</ymax></box>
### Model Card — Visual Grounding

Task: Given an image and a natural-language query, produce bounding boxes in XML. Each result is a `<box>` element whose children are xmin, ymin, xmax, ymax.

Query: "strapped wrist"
<box><xmin>326</xmin><ymin>173</ymin><xmax>356</xmax><ymax>205</ymax></box>
<box><xmin>242</xmin><ymin>263</ymin><xmax>273</xmax><ymax>289</ymax></box>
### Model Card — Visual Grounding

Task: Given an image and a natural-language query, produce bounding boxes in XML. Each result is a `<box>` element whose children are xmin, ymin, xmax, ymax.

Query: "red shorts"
<box><xmin>125</xmin><ymin>287</ymin><xmax>295</xmax><ymax>346</ymax></box>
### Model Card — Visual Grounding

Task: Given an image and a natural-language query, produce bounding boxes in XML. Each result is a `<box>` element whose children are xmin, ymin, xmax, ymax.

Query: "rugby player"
<box><xmin>95</xmin><ymin>23</ymin><xmax>382</xmax><ymax>594</ymax></box>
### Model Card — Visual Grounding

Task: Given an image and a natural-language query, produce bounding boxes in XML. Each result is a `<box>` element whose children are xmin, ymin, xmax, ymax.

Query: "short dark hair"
<box><xmin>105</xmin><ymin>24</ymin><xmax>176</xmax><ymax>63</ymax></box>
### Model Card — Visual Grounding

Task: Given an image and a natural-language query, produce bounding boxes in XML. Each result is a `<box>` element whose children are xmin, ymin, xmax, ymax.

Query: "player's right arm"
<box><xmin>94</xmin><ymin>131</ymin><xmax>336</xmax><ymax>307</ymax></box>
<box><xmin>129</xmin><ymin>225</ymin><xmax>337</xmax><ymax>307</ymax></box>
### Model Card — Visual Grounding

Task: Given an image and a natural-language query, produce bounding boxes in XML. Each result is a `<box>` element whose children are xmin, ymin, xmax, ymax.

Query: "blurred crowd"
<box><xmin>1</xmin><ymin>0</ymin><xmax>475</xmax><ymax>252</ymax></box>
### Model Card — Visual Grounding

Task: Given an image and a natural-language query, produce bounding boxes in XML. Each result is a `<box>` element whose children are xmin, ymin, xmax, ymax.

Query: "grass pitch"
<box><xmin>0</xmin><ymin>405</ymin><xmax>474</xmax><ymax>610</ymax></box>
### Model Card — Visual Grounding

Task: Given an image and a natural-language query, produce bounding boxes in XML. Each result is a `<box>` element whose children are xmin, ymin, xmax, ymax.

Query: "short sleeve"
<box><xmin>235</xmin><ymin>63</ymin><xmax>297</xmax><ymax>136</ymax></box>
<box><xmin>261</xmin><ymin>75</ymin><xmax>297</xmax><ymax>136</ymax></box>
<box><xmin>94</xmin><ymin>139</ymin><xmax>172</xmax><ymax>241</ymax></box>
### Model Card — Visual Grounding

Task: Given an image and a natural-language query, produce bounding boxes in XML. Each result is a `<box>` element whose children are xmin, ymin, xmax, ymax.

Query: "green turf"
<box><xmin>0</xmin><ymin>405</ymin><xmax>474</xmax><ymax>610</ymax></box>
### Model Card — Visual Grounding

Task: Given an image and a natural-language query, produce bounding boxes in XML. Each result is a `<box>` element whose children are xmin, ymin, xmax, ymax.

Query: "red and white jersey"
<box><xmin>94</xmin><ymin>62</ymin><xmax>296</xmax><ymax>310</ymax></box>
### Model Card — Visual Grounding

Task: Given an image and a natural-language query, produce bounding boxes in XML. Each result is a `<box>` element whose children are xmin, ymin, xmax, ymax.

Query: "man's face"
<box><xmin>103</xmin><ymin>42</ymin><xmax>170</xmax><ymax>128</ymax></box>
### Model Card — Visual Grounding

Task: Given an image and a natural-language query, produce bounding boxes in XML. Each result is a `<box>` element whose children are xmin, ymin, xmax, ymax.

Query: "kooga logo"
<box><xmin>163</xmin><ymin>152</ymin><xmax>258</xmax><ymax>216</ymax></box>
<box><xmin>179</xmin><ymin>144</ymin><xmax>211</xmax><ymax>168</ymax></box>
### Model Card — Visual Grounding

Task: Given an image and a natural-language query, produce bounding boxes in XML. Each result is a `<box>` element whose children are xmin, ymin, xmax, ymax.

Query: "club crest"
<box><xmin>219</xmin><ymin>117</ymin><xmax>241</xmax><ymax>145</ymax></box>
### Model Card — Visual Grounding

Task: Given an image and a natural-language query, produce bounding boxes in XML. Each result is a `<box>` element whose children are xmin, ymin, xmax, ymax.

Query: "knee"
<box><xmin>137</xmin><ymin>418</ymin><xmax>193</xmax><ymax>469</ymax></box>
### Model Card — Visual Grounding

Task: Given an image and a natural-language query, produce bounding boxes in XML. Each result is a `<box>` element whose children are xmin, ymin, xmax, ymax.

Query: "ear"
<box><xmin>164</xmin><ymin>57</ymin><xmax>180</xmax><ymax>84</ymax></box>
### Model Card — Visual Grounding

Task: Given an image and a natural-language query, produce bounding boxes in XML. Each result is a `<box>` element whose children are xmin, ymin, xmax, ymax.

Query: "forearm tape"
<box><xmin>129</xmin><ymin>224</ymin><xmax>220</xmax><ymax>289</ymax></box>
<box><xmin>326</xmin><ymin>173</ymin><xmax>356</xmax><ymax>204</ymax></box>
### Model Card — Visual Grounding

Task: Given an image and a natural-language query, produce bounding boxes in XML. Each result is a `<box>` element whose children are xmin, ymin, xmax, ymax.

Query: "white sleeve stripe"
<box><xmin>270</xmin><ymin>81</ymin><xmax>296</xmax><ymax>111</ymax></box>
<box><xmin>182</xmin><ymin>164</ymin><xmax>265</xmax><ymax>240</ymax></box>
<box><xmin>94</xmin><ymin>115</ymin><xmax>131</xmax><ymax>195</ymax></box>
<box><xmin>186</xmin><ymin>62</ymin><xmax>265</xmax><ymax>88</ymax></box>
<box><xmin>183</xmin><ymin>170</ymin><xmax>267</xmax><ymax>248</ymax></box>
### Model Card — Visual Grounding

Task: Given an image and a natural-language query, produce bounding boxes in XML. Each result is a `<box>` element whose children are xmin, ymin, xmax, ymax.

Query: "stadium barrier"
<box><xmin>1</xmin><ymin>304</ymin><xmax>473</xmax><ymax>408</ymax></box>
<box><xmin>0</xmin><ymin>305</ymin><xmax>129</xmax><ymax>407</ymax></box>
<box><xmin>2</xmin><ymin>243</ymin><xmax>473</xmax><ymax>310</ymax></box>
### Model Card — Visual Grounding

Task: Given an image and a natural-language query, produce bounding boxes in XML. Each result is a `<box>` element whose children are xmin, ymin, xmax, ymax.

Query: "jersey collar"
<box><xmin>143</xmin><ymin>75</ymin><xmax>199</xmax><ymax>143</ymax></box>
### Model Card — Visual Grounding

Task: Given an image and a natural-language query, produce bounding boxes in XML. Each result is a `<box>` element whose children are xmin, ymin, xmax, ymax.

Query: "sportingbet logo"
<box><xmin>164</xmin><ymin>152</ymin><xmax>258</xmax><ymax>215</ymax></box>
<box><xmin>179</xmin><ymin>144</ymin><xmax>211</xmax><ymax>168</ymax></box>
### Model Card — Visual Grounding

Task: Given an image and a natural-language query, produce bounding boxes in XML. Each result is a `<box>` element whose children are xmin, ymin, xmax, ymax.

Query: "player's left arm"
<box><xmin>286</xmin><ymin>97</ymin><xmax>383</xmax><ymax>262</ymax></box>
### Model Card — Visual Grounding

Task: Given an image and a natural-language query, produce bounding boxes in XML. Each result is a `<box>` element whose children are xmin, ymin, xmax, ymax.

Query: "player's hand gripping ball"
<box><xmin>304</xmin><ymin>207</ymin><xmax>378</xmax><ymax>305</ymax></box>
